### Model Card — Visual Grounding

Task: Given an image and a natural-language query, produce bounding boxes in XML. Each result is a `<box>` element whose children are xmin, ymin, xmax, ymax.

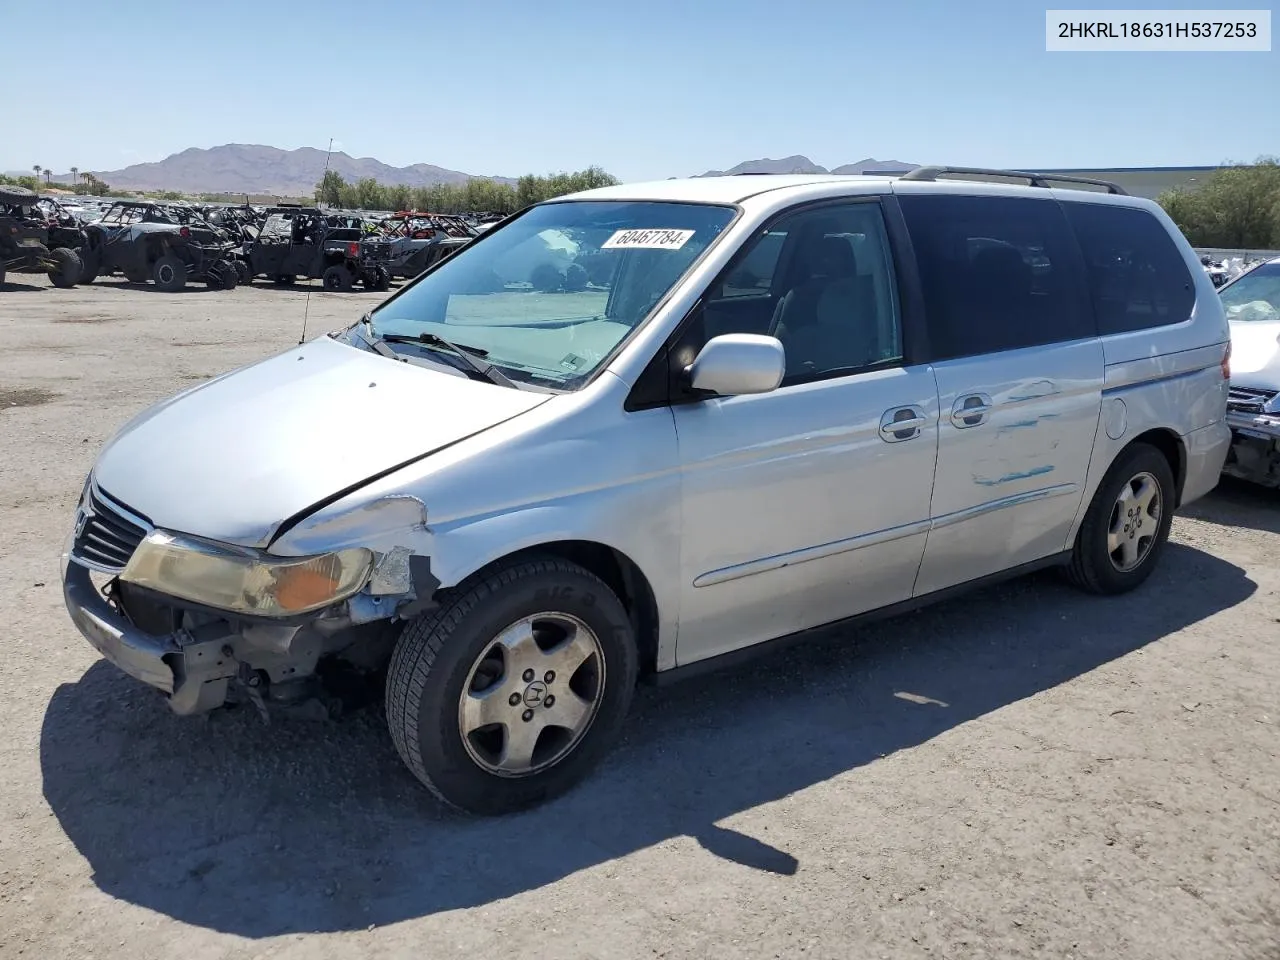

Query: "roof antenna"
<box><xmin>299</xmin><ymin>137</ymin><xmax>335</xmax><ymax>345</ymax></box>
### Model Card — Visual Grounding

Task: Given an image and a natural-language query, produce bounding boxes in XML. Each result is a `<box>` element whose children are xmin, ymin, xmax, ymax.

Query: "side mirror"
<box><xmin>686</xmin><ymin>333</ymin><xmax>785</xmax><ymax>397</ymax></box>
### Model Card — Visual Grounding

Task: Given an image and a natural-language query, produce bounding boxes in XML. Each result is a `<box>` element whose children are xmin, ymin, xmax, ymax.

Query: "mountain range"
<box><xmin>17</xmin><ymin>145</ymin><xmax>919</xmax><ymax>196</ymax></box>
<box><xmin>38</xmin><ymin>144</ymin><xmax>518</xmax><ymax>196</ymax></box>
<box><xmin>698</xmin><ymin>156</ymin><xmax>917</xmax><ymax>177</ymax></box>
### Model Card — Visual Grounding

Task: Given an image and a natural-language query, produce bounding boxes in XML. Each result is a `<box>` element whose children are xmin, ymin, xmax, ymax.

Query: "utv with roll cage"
<box><xmin>79</xmin><ymin>201</ymin><xmax>242</xmax><ymax>291</ymax></box>
<box><xmin>0</xmin><ymin>185</ymin><xmax>83</xmax><ymax>289</ymax></box>
<box><xmin>241</xmin><ymin>206</ymin><xmax>388</xmax><ymax>291</ymax></box>
<box><xmin>359</xmin><ymin>211</ymin><xmax>478</xmax><ymax>281</ymax></box>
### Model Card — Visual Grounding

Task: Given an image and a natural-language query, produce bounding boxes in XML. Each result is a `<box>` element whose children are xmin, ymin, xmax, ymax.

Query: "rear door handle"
<box><xmin>880</xmin><ymin>405</ymin><xmax>929</xmax><ymax>442</ymax></box>
<box><xmin>951</xmin><ymin>393</ymin><xmax>994</xmax><ymax>428</ymax></box>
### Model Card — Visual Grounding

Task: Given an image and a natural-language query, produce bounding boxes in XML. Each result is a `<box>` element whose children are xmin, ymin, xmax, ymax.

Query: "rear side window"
<box><xmin>899</xmin><ymin>194</ymin><xmax>1093</xmax><ymax>360</ymax></box>
<box><xmin>1062</xmin><ymin>202</ymin><xmax>1196</xmax><ymax>334</ymax></box>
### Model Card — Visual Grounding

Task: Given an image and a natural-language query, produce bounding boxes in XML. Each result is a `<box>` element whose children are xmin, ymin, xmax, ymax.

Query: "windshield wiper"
<box><xmin>379</xmin><ymin>331</ymin><xmax>517</xmax><ymax>388</ymax></box>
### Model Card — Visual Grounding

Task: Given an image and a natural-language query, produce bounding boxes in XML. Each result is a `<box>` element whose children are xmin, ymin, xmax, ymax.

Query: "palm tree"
<box><xmin>33</xmin><ymin>165</ymin><xmax>42</xmax><ymax>180</ymax></box>
<box><xmin>70</xmin><ymin>167</ymin><xmax>78</xmax><ymax>185</ymax></box>
<box><xmin>44</xmin><ymin>169</ymin><xmax>52</xmax><ymax>184</ymax></box>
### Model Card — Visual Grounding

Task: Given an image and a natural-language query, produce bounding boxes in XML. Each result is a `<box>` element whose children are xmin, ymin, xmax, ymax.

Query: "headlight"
<box><xmin>121</xmin><ymin>531</ymin><xmax>373</xmax><ymax>617</ymax></box>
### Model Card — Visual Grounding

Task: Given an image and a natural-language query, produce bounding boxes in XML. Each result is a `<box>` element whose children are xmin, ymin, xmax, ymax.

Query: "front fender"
<box><xmin>428</xmin><ymin>504</ymin><xmax>632</xmax><ymax>589</ymax></box>
<box><xmin>426</xmin><ymin>501</ymin><xmax>679</xmax><ymax>671</ymax></box>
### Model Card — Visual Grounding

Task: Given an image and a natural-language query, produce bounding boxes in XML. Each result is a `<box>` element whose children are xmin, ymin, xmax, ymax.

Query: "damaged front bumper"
<box><xmin>60</xmin><ymin>540</ymin><xmax>440</xmax><ymax>716</ymax></box>
<box><xmin>1223</xmin><ymin>408</ymin><xmax>1280</xmax><ymax>488</ymax></box>
<box><xmin>62</xmin><ymin>556</ymin><xmax>241</xmax><ymax>714</ymax></box>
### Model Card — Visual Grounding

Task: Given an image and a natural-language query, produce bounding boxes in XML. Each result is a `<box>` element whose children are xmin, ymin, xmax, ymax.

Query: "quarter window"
<box><xmin>898</xmin><ymin>194</ymin><xmax>1094</xmax><ymax>360</ymax></box>
<box><xmin>717</xmin><ymin>230</ymin><xmax>785</xmax><ymax>299</ymax></box>
<box><xmin>1062</xmin><ymin>202</ymin><xmax>1196</xmax><ymax>333</ymax></box>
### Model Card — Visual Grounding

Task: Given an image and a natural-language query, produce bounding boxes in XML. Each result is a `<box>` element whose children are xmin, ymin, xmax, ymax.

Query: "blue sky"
<box><xmin>5</xmin><ymin>0</ymin><xmax>1277</xmax><ymax>181</ymax></box>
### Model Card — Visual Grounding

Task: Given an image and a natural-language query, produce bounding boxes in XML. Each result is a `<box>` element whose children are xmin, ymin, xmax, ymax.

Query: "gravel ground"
<box><xmin>1</xmin><ymin>275</ymin><xmax>1278</xmax><ymax>960</ymax></box>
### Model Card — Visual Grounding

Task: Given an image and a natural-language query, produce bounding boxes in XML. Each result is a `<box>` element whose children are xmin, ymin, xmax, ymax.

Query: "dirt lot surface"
<box><xmin>1</xmin><ymin>275</ymin><xmax>1278</xmax><ymax>960</ymax></box>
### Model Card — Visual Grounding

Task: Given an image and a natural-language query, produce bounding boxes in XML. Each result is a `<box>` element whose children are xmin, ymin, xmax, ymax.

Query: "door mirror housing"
<box><xmin>685</xmin><ymin>334</ymin><xmax>785</xmax><ymax>397</ymax></box>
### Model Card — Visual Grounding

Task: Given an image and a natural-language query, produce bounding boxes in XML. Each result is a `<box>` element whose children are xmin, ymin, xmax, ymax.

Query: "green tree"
<box><xmin>311</xmin><ymin>166</ymin><xmax>618</xmax><ymax>214</ymax></box>
<box><xmin>353</xmin><ymin>177</ymin><xmax>383</xmax><ymax>210</ymax></box>
<box><xmin>315</xmin><ymin>169</ymin><xmax>347</xmax><ymax>206</ymax></box>
<box><xmin>386</xmin><ymin>183</ymin><xmax>412</xmax><ymax>212</ymax></box>
<box><xmin>1158</xmin><ymin>157</ymin><xmax>1280</xmax><ymax>248</ymax></box>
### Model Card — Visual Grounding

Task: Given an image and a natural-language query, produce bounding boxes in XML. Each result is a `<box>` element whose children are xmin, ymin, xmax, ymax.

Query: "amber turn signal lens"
<box><xmin>274</xmin><ymin>564</ymin><xmax>341</xmax><ymax>613</ymax></box>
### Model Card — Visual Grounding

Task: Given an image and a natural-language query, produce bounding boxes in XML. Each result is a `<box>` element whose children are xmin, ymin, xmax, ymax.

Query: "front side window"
<box><xmin>1063</xmin><ymin>201</ymin><xmax>1196</xmax><ymax>333</ymax></box>
<box><xmin>899</xmin><ymin>194</ymin><xmax>1093</xmax><ymax>360</ymax></box>
<box><xmin>671</xmin><ymin>202</ymin><xmax>903</xmax><ymax>390</ymax></box>
<box><xmin>366</xmin><ymin>200</ymin><xmax>735</xmax><ymax>389</ymax></box>
<box><xmin>1220</xmin><ymin>262</ymin><xmax>1280</xmax><ymax>322</ymax></box>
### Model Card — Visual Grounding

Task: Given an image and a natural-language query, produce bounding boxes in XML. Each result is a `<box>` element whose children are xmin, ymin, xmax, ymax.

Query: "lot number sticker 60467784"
<box><xmin>601</xmin><ymin>229</ymin><xmax>695</xmax><ymax>250</ymax></box>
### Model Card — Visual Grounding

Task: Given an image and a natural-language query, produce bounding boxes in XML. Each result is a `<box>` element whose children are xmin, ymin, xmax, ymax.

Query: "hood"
<box><xmin>1229</xmin><ymin>319</ymin><xmax>1280</xmax><ymax>392</ymax></box>
<box><xmin>93</xmin><ymin>336</ymin><xmax>550</xmax><ymax>548</ymax></box>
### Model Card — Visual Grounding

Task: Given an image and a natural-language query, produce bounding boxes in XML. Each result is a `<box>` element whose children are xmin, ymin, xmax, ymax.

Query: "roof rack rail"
<box><xmin>898</xmin><ymin>165</ymin><xmax>1128</xmax><ymax>196</ymax></box>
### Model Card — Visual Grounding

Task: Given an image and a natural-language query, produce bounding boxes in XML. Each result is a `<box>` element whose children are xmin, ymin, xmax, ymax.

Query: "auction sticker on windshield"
<box><xmin>602</xmin><ymin>229</ymin><xmax>695</xmax><ymax>250</ymax></box>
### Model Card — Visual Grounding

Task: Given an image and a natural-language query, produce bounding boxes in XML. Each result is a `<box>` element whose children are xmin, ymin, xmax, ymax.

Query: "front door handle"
<box><xmin>880</xmin><ymin>406</ymin><xmax>928</xmax><ymax>442</ymax></box>
<box><xmin>951</xmin><ymin>393</ymin><xmax>994</xmax><ymax>428</ymax></box>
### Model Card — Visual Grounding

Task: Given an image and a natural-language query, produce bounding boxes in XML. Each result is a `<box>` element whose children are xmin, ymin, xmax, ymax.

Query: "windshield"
<box><xmin>365</xmin><ymin>200</ymin><xmax>735</xmax><ymax>388</ymax></box>
<box><xmin>1221</xmin><ymin>262</ymin><xmax>1280</xmax><ymax>322</ymax></box>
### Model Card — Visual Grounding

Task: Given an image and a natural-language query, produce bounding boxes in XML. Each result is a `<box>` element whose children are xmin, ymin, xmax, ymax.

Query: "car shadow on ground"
<box><xmin>40</xmin><ymin>540</ymin><xmax>1255</xmax><ymax>938</ymax></box>
<box><xmin>238</xmin><ymin>281</ymin><xmax>398</xmax><ymax>295</ymax></box>
<box><xmin>1182</xmin><ymin>476</ymin><xmax>1280</xmax><ymax>534</ymax></box>
<box><xmin>0</xmin><ymin>280</ymin><xmax>49</xmax><ymax>292</ymax></box>
<box><xmin>84</xmin><ymin>280</ymin><xmax>237</xmax><ymax>295</ymax></box>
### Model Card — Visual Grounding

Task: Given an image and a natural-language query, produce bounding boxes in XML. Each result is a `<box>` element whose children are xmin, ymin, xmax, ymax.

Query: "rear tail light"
<box><xmin>179</xmin><ymin>226</ymin><xmax>191</xmax><ymax>238</ymax></box>
<box><xmin>348</xmin><ymin>242</ymin><xmax>359</xmax><ymax>257</ymax></box>
<box><xmin>1221</xmin><ymin>341</ymin><xmax>1231</xmax><ymax>380</ymax></box>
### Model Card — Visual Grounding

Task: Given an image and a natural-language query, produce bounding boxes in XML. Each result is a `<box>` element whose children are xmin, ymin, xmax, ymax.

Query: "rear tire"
<box><xmin>322</xmin><ymin>264</ymin><xmax>353</xmax><ymax>291</ymax></box>
<box><xmin>152</xmin><ymin>254</ymin><xmax>186</xmax><ymax>291</ymax></box>
<box><xmin>48</xmin><ymin>248</ymin><xmax>82</xmax><ymax>288</ymax></box>
<box><xmin>205</xmin><ymin>259</ymin><xmax>238</xmax><ymax>290</ymax></box>
<box><xmin>234</xmin><ymin>260</ymin><xmax>251</xmax><ymax>285</ymax></box>
<box><xmin>1067</xmin><ymin>442</ymin><xmax>1176</xmax><ymax>595</ymax></box>
<box><xmin>0</xmin><ymin>263</ymin><xmax>6</xmax><ymax>289</ymax></box>
<box><xmin>385</xmin><ymin>557</ymin><xmax>638</xmax><ymax>815</ymax></box>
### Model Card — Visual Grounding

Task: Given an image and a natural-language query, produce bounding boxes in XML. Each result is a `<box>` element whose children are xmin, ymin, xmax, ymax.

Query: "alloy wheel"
<box><xmin>1107</xmin><ymin>471</ymin><xmax>1161</xmax><ymax>572</ymax></box>
<box><xmin>457</xmin><ymin>612</ymin><xmax>605</xmax><ymax>777</ymax></box>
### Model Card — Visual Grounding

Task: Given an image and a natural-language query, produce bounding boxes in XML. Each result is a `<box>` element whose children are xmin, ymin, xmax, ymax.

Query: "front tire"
<box><xmin>385</xmin><ymin>557</ymin><xmax>637</xmax><ymax>815</ymax></box>
<box><xmin>1067</xmin><ymin>442</ymin><xmax>1176</xmax><ymax>595</ymax></box>
<box><xmin>78</xmin><ymin>250</ymin><xmax>99</xmax><ymax>285</ymax></box>
<box><xmin>364</xmin><ymin>265</ymin><xmax>390</xmax><ymax>291</ymax></box>
<box><xmin>48</xmin><ymin>247</ymin><xmax>82</xmax><ymax>288</ymax></box>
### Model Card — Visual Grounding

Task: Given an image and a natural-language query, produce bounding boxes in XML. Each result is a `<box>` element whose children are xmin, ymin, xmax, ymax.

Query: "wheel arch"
<box><xmin>1128</xmin><ymin>427</ymin><xmax>1187</xmax><ymax>506</ymax></box>
<box><xmin>440</xmin><ymin>539</ymin><xmax>661</xmax><ymax>678</ymax></box>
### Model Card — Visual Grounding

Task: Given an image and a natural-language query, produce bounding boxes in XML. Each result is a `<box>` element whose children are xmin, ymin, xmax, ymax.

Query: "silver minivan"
<box><xmin>1217</xmin><ymin>256</ymin><xmax>1280</xmax><ymax>487</ymax></box>
<box><xmin>61</xmin><ymin>167</ymin><xmax>1232</xmax><ymax>814</ymax></box>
